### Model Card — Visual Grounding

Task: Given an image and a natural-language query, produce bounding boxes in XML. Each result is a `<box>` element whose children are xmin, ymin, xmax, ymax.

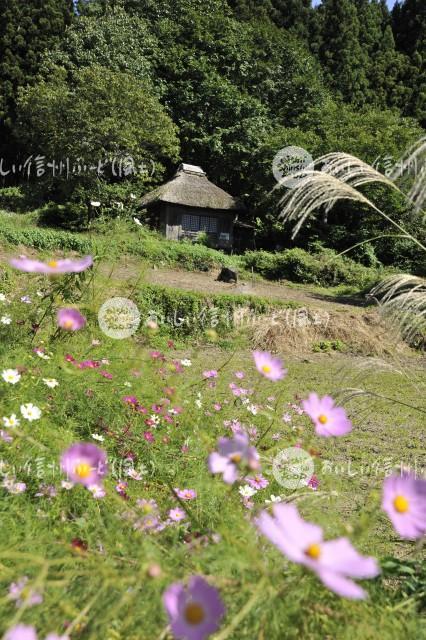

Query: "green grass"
<box><xmin>0</xmin><ymin>255</ymin><xmax>424</xmax><ymax>639</ymax></box>
<box><xmin>0</xmin><ymin>212</ymin><xmax>391</xmax><ymax>292</ymax></box>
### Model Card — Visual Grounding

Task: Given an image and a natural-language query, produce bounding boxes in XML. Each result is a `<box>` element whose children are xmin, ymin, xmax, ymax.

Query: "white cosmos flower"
<box><xmin>1</xmin><ymin>315</ymin><xmax>12</xmax><ymax>325</ymax></box>
<box><xmin>20</xmin><ymin>403</ymin><xmax>42</xmax><ymax>421</ymax></box>
<box><xmin>61</xmin><ymin>480</ymin><xmax>74</xmax><ymax>490</ymax></box>
<box><xmin>91</xmin><ymin>433</ymin><xmax>104</xmax><ymax>442</ymax></box>
<box><xmin>239</xmin><ymin>485</ymin><xmax>257</xmax><ymax>498</ymax></box>
<box><xmin>2</xmin><ymin>414</ymin><xmax>20</xmax><ymax>428</ymax></box>
<box><xmin>42</xmin><ymin>378</ymin><xmax>59</xmax><ymax>388</ymax></box>
<box><xmin>0</xmin><ymin>293</ymin><xmax>7</xmax><ymax>302</ymax></box>
<box><xmin>265</xmin><ymin>494</ymin><xmax>283</xmax><ymax>504</ymax></box>
<box><xmin>35</xmin><ymin>350</ymin><xmax>50</xmax><ymax>360</ymax></box>
<box><xmin>2</xmin><ymin>369</ymin><xmax>21</xmax><ymax>385</ymax></box>
<box><xmin>180</xmin><ymin>359</ymin><xmax>192</xmax><ymax>367</ymax></box>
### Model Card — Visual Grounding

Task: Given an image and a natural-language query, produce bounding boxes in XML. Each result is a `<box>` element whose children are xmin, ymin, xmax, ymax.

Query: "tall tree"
<box><xmin>319</xmin><ymin>0</ymin><xmax>369</xmax><ymax>106</ymax></box>
<box><xmin>271</xmin><ymin>0</ymin><xmax>314</xmax><ymax>41</ymax></box>
<box><xmin>392</xmin><ymin>0</ymin><xmax>426</xmax><ymax>57</ymax></box>
<box><xmin>392</xmin><ymin>0</ymin><xmax>426</xmax><ymax>124</ymax></box>
<box><xmin>0</xmin><ymin>0</ymin><xmax>73</xmax><ymax>157</ymax></box>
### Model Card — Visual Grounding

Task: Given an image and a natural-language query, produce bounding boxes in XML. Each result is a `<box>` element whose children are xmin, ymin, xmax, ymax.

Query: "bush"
<box><xmin>242</xmin><ymin>247</ymin><xmax>382</xmax><ymax>288</ymax></box>
<box><xmin>0</xmin><ymin>187</ymin><xmax>26</xmax><ymax>211</ymax></box>
<box><xmin>37</xmin><ymin>202</ymin><xmax>87</xmax><ymax>230</ymax></box>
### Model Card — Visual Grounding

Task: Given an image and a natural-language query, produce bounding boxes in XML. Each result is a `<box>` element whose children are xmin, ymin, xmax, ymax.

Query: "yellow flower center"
<box><xmin>184</xmin><ymin>602</ymin><xmax>205</xmax><ymax>625</ymax></box>
<box><xmin>75</xmin><ymin>462</ymin><xmax>92</xmax><ymax>479</ymax></box>
<box><xmin>47</xmin><ymin>260</ymin><xmax>58</xmax><ymax>268</ymax></box>
<box><xmin>262</xmin><ymin>365</ymin><xmax>271</xmax><ymax>374</ymax></box>
<box><xmin>305</xmin><ymin>543</ymin><xmax>321</xmax><ymax>560</ymax></box>
<box><xmin>393</xmin><ymin>495</ymin><xmax>409</xmax><ymax>513</ymax></box>
<box><xmin>142</xmin><ymin>504</ymin><xmax>153</xmax><ymax>514</ymax></box>
<box><xmin>230</xmin><ymin>453</ymin><xmax>242</xmax><ymax>463</ymax></box>
<box><xmin>63</xmin><ymin>320</ymin><xmax>74</xmax><ymax>329</ymax></box>
<box><xmin>318</xmin><ymin>414</ymin><xmax>328</xmax><ymax>424</ymax></box>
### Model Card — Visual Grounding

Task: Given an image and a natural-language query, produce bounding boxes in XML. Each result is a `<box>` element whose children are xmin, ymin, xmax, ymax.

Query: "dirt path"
<box><xmin>144</xmin><ymin>265</ymin><xmax>366</xmax><ymax>314</ymax></box>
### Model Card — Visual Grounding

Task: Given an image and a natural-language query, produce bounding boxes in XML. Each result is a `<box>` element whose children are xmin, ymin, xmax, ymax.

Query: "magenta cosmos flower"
<box><xmin>256</xmin><ymin>503</ymin><xmax>379</xmax><ymax>599</ymax></box>
<box><xmin>302</xmin><ymin>393</ymin><xmax>352</xmax><ymax>437</ymax></box>
<box><xmin>382</xmin><ymin>473</ymin><xmax>426</xmax><ymax>539</ymax></box>
<box><xmin>9</xmin><ymin>255</ymin><xmax>93</xmax><ymax>274</ymax></box>
<box><xmin>253</xmin><ymin>351</ymin><xmax>287</xmax><ymax>381</ymax></box>
<box><xmin>163</xmin><ymin>575</ymin><xmax>225</xmax><ymax>640</ymax></box>
<box><xmin>57</xmin><ymin>308</ymin><xmax>86</xmax><ymax>331</ymax></box>
<box><xmin>208</xmin><ymin>432</ymin><xmax>260</xmax><ymax>484</ymax></box>
<box><xmin>60</xmin><ymin>443</ymin><xmax>107</xmax><ymax>487</ymax></box>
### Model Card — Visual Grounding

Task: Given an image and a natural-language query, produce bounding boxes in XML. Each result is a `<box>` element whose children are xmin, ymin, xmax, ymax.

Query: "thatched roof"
<box><xmin>140</xmin><ymin>163</ymin><xmax>245</xmax><ymax>211</ymax></box>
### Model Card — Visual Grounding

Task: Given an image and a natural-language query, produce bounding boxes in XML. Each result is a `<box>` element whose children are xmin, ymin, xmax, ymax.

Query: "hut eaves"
<box><xmin>140</xmin><ymin>164</ymin><xmax>244</xmax><ymax>211</ymax></box>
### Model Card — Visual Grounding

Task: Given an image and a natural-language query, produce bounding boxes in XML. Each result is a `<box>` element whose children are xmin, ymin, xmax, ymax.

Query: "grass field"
<box><xmin>0</xmin><ymin>240</ymin><xmax>425</xmax><ymax>640</ymax></box>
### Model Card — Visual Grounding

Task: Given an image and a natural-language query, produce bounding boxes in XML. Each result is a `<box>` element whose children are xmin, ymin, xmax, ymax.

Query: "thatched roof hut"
<box><xmin>140</xmin><ymin>163</ymin><xmax>244</xmax><ymax>248</ymax></box>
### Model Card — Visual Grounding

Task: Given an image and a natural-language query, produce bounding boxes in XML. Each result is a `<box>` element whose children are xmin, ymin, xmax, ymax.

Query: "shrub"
<box><xmin>0</xmin><ymin>187</ymin><xmax>26</xmax><ymax>211</ymax></box>
<box><xmin>242</xmin><ymin>247</ymin><xmax>381</xmax><ymax>288</ymax></box>
<box><xmin>37</xmin><ymin>202</ymin><xmax>88</xmax><ymax>230</ymax></box>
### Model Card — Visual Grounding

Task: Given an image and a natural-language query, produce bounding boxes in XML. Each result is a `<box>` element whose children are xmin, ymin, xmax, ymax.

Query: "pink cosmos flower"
<box><xmin>302</xmin><ymin>393</ymin><xmax>352</xmax><ymax>437</ymax></box>
<box><xmin>168</xmin><ymin>507</ymin><xmax>187</xmax><ymax>522</ymax></box>
<box><xmin>256</xmin><ymin>503</ymin><xmax>379</xmax><ymax>599</ymax></box>
<box><xmin>382</xmin><ymin>473</ymin><xmax>426</xmax><ymax>539</ymax></box>
<box><xmin>308</xmin><ymin>474</ymin><xmax>320</xmax><ymax>490</ymax></box>
<box><xmin>8</xmin><ymin>577</ymin><xmax>43</xmax><ymax>607</ymax></box>
<box><xmin>88</xmin><ymin>484</ymin><xmax>106</xmax><ymax>499</ymax></box>
<box><xmin>57</xmin><ymin>308</ymin><xmax>86</xmax><ymax>331</ymax></box>
<box><xmin>163</xmin><ymin>576</ymin><xmax>225</xmax><ymax>640</ymax></box>
<box><xmin>60</xmin><ymin>443</ymin><xmax>107</xmax><ymax>487</ymax></box>
<box><xmin>208</xmin><ymin>432</ymin><xmax>260</xmax><ymax>484</ymax></box>
<box><xmin>10</xmin><ymin>255</ymin><xmax>92</xmax><ymax>274</ymax></box>
<box><xmin>175</xmin><ymin>488</ymin><xmax>197</xmax><ymax>501</ymax></box>
<box><xmin>235</xmin><ymin>371</ymin><xmax>245</xmax><ymax>379</ymax></box>
<box><xmin>253</xmin><ymin>351</ymin><xmax>287</xmax><ymax>381</ymax></box>
<box><xmin>115</xmin><ymin>481</ymin><xmax>128</xmax><ymax>496</ymax></box>
<box><xmin>246</xmin><ymin>474</ymin><xmax>269</xmax><ymax>490</ymax></box>
<box><xmin>203</xmin><ymin>370</ymin><xmax>218</xmax><ymax>379</ymax></box>
<box><xmin>5</xmin><ymin>625</ymin><xmax>37</xmax><ymax>640</ymax></box>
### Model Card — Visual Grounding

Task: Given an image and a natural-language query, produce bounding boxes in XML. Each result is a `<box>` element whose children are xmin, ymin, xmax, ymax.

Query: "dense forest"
<box><xmin>0</xmin><ymin>0</ymin><xmax>424</xmax><ymax>269</ymax></box>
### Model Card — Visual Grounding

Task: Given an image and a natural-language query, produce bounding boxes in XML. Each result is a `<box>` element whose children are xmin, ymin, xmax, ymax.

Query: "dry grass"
<box><xmin>249</xmin><ymin>307</ymin><xmax>408</xmax><ymax>357</ymax></box>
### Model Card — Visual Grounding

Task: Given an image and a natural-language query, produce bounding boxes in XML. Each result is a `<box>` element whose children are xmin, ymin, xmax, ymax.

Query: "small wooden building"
<box><xmin>140</xmin><ymin>163</ymin><xmax>244</xmax><ymax>249</ymax></box>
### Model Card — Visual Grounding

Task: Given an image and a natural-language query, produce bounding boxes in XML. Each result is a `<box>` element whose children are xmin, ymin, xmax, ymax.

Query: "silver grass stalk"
<box><xmin>314</xmin><ymin>152</ymin><xmax>398</xmax><ymax>191</ymax></box>
<box><xmin>370</xmin><ymin>275</ymin><xmax>426</xmax><ymax>345</ymax></box>
<box><xmin>276</xmin><ymin>170</ymin><xmax>377</xmax><ymax>239</ymax></box>
<box><xmin>276</xmin><ymin>168</ymin><xmax>424</xmax><ymax>248</ymax></box>
<box><xmin>389</xmin><ymin>136</ymin><xmax>426</xmax><ymax>214</ymax></box>
<box><xmin>275</xmin><ymin>149</ymin><xmax>426</xmax><ymax>347</ymax></box>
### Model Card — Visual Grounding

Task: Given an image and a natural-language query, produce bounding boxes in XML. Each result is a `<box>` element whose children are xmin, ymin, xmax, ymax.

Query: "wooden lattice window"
<box><xmin>182</xmin><ymin>214</ymin><xmax>217</xmax><ymax>233</ymax></box>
